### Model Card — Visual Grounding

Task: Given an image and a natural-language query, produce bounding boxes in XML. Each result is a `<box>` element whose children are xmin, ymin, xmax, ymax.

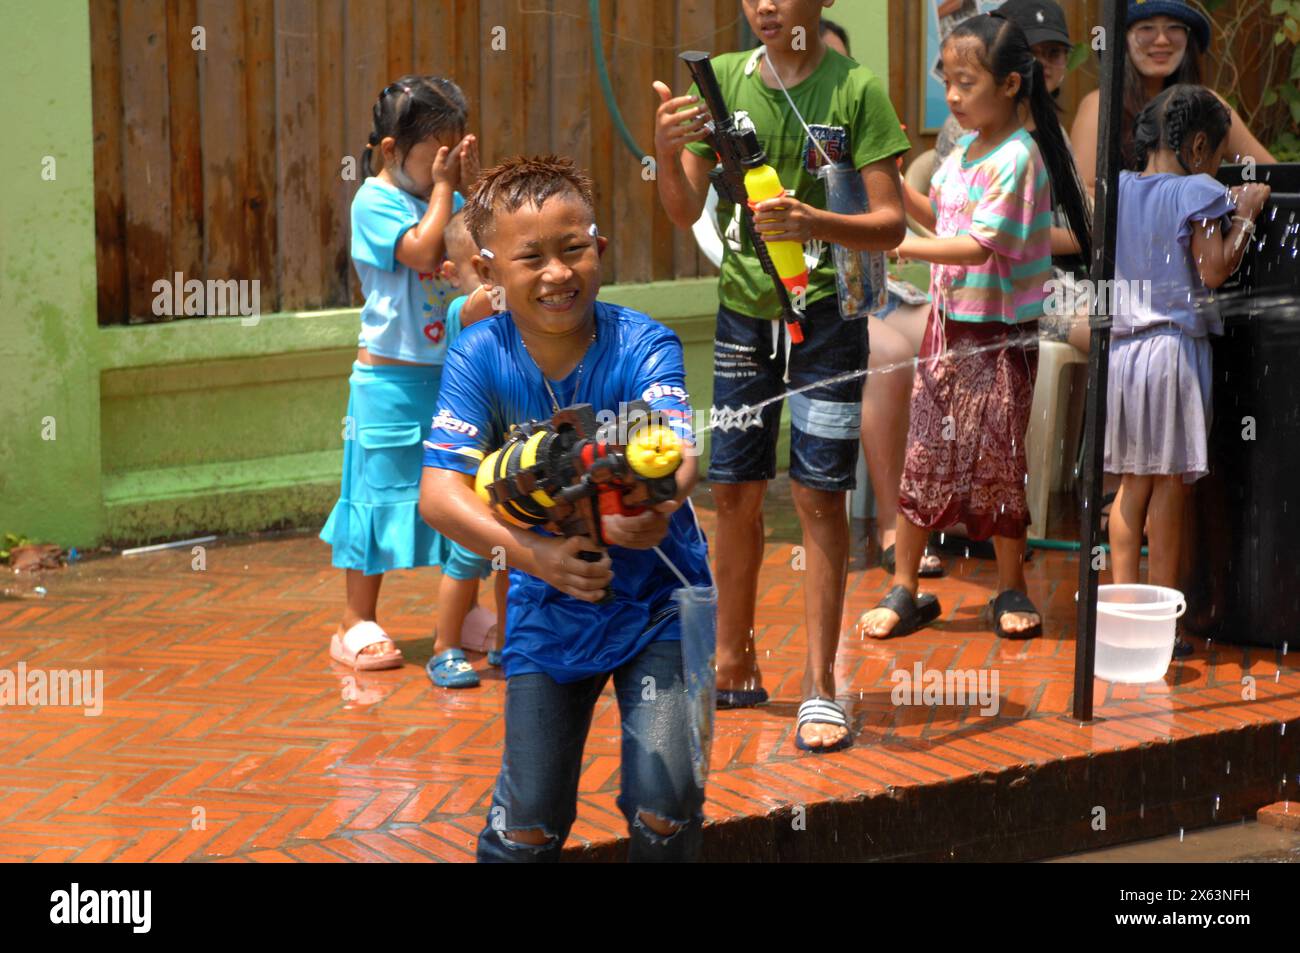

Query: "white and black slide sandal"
<box><xmin>794</xmin><ymin>697</ymin><xmax>852</xmax><ymax>753</ymax></box>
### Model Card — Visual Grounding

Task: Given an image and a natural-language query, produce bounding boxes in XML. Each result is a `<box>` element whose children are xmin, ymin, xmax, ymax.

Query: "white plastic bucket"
<box><xmin>1094</xmin><ymin>584</ymin><xmax>1187</xmax><ymax>683</ymax></box>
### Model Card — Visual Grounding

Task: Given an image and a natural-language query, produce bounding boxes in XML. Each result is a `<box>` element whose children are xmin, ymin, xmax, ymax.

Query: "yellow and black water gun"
<box><xmin>475</xmin><ymin>402</ymin><xmax>684</xmax><ymax>600</ymax></box>
<box><xmin>681</xmin><ymin>49</ymin><xmax>809</xmax><ymax>343</ymax></box>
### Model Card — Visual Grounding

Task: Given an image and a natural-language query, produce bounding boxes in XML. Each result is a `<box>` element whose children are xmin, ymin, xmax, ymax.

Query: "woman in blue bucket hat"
<box><xmin>1072</xmin><ymin>0</ymin><xmax>1276</xmax><ymax>193</ymax></box>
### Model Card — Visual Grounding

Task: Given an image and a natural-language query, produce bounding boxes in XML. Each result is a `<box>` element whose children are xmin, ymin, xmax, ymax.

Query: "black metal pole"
<box><xmin>1071</xmin><ymin>0</ymin><xmax>1128</xmax><ymax>722</ymax></box>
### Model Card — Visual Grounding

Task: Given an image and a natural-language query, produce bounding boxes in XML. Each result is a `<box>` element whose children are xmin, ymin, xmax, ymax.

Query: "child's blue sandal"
<box><xmin>487</xmin><ymin>648</ymin><xmax>503</xmax><ymax>667</ymax></box>
<box><xmin>426</xmin><ymin>648</ymin><xmax>480</xmax><ymax>688</ymax></box>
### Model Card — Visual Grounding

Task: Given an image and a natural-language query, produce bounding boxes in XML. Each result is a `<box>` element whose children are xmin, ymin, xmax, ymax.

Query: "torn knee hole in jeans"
<box><xmin>636</xmin><ymin>807</ymin><xmax>686</xmax><ymax>840</ymax></box>
<box><xmin>500</xmin><ymin>825</ymin><xmax>556</xmax><ymax>849</ymax></box>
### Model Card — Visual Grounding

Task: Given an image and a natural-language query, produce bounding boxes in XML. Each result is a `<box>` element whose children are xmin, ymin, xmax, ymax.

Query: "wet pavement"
<box><xmin>1049</xmin><ymin>819</ymin><xmax>1300</xmax><ymax>863</ymax></box>
<box><xmin>1</xmin><ymin>477</ymin><xmax>1298</xmax><ymax>861</ymax></box>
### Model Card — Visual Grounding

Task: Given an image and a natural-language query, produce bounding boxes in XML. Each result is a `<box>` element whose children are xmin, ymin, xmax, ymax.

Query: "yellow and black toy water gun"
<box><xmin>681</xmin><ymin>49</ymin><xmax>809</xmax><ymax>344</ymax></box>
<box><xmin>475</xmin><ymin>402</ymin><xmax>684</xmax><ymax>602</ymax></box>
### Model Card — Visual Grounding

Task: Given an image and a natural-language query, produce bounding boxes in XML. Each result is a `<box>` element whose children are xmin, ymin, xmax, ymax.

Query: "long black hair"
<box><xmin>945</xmin><ymin>13</ymin><xmax>1092</xmax><ymax>261</ymax></box>
<box><xmin>363</xmin><ymin>75</ymin><xmax>469</xmax><ymax>178</ymax></box>
<box><xmin>1122</xmin><ymin>34</ymin><xmax>1204</xmax><ymax>169</ymax></box>
<box><xmin>1131</xmin><ymin>83</ymin><xmax>1231</xmax><ymax>174</ymax></box>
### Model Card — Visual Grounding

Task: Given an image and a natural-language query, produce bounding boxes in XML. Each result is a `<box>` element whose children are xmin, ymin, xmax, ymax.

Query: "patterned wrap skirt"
<box><xmin>898</xmin><ymin>311</ymin><xmax>1038</xmax><ymax>540</ymax></box>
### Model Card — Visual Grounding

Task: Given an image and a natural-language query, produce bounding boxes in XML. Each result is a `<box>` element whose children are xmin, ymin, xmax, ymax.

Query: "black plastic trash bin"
<box><xmin>1182</xmin><ymin>164</ymin><xmax>1300</xmax><ymax>648</ymax></box>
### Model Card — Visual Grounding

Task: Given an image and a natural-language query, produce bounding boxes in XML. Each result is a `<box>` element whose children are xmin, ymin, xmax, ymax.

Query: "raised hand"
<box><xmin>652</xmin><ymin>81</ymin><xmax>711</xmax><ymax>158</ymax></box>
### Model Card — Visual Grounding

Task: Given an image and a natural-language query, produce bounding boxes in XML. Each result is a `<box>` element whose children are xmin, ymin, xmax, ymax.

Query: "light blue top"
<box><xmin>350</xmin><ymin>178</ymin><xmax>465</xmax><ymax>363</ymax></box>
<box><xmin>1114</xmin><ymin>171</ymin><xmax>1236</xmax><ymax>338</ymax></box>
<box><xmin>445</xmin><ymin>293</ymin><xmax>467</xmax><ymax>344</ymax></box>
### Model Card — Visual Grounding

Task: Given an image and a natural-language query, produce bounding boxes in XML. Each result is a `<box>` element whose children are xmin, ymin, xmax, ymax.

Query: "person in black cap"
<box><xmin>934</xmin><ymin>0</ymin><xmax>1074</xmax><ymax>165</ymax></box>
<box><xmin>1072</xmin><ymin>0</ymin><xmax>1276</xmax><ymax>194</ymax></box>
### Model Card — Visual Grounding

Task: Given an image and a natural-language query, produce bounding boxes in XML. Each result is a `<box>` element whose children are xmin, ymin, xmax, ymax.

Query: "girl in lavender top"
<box><xmin>1106</xmin><ymin>84</ymin><xmax>1271</xmax><ymax>655</ymax></box>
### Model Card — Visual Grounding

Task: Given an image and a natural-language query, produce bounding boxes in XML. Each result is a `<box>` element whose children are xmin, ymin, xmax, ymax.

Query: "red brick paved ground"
<box><xmin>1</xmin><ymin>489</ymin><xmax>1298</xmax><ymax>862</ymax></box>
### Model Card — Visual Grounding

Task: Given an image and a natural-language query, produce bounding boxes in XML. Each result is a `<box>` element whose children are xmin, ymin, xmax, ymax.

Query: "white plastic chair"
<box><xmin>1025</xmin><ymin>339</ymin><xmax>1088</xmax><ymax>540</ymax></box>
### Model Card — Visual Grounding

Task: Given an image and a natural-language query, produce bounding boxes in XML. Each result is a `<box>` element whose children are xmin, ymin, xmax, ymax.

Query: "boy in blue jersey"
<box><xmin>419</xmin><ymin>155</ymin><xmax>710</xmax><ymax>862</ymax></box>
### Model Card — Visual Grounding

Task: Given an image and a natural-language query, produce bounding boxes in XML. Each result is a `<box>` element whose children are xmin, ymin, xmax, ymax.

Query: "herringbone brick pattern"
<box><xmin>1</xmin><ymin>494</ymin><xmax>1297</xmax><ymax>862</ymax></box>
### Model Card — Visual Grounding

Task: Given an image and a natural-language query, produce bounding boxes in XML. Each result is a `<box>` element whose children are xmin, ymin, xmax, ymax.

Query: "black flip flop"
<box><xmin>856</xmin><ymin>584</ymin><xmax>942</xmax><ymax>639</ymax></box>
<box><xmin>716</xmin><ymin>687</ymin><xmax>769</xmax><ymax>710</ymax></box>
<box><xmin>880</xmin><ymin>544</ymin><xmax>946</xmax><ymax>579</ymax></box>
<box><xmin>991</xmin><ymin>589</ymin><xmax>1043</xmax><ymax>640</ymax></box>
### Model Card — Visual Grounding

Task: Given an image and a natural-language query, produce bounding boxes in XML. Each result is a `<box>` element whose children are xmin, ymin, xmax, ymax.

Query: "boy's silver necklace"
<box><xmin>520</xmin><ymin>324</ymin><xmax>597</xmax><ymax>413</ymax></box>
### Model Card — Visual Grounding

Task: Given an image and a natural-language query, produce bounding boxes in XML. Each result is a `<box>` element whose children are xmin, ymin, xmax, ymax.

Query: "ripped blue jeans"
<box><xmin>476</xmin><ymin>639</ymin><xmax>704</xmax><ymax>863</ymax></box>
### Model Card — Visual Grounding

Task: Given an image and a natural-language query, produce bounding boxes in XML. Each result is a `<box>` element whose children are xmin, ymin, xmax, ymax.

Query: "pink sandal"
<box><xmin>329</xmin><ymin>621</ymin><xmax>403</xmax><ymax>671</ymax></box>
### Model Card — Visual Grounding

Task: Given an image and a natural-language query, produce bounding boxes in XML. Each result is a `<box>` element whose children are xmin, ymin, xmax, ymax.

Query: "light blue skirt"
<box><xmin>320</xmin><ymin>361</ymin><xmax>491</xmax><ymax>578</ymax></box>
<box><xmin>1104</xmin><ymin>329</ymin><xmax>1213</xmax><ymax>484</ymax></box>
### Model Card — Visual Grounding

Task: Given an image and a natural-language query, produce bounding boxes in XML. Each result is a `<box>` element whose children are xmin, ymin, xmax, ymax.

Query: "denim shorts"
<box><xmin>708</xmin><ymin>295</ymin><xmax>869</xmax><ymax>492</ymax></box>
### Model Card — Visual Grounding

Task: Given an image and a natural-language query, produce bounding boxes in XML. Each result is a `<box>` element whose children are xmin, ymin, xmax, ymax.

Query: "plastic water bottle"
<box><xmin>741</xmin><ymin>142</ymin><xmax>809</xmax><ymax>297</ymax></box>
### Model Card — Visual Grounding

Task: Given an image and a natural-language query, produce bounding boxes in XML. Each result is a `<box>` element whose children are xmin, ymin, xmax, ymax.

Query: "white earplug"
<box><xmin>479</xmin><ymin>247</ymin><xmax>495</xmax><ymax>259</ymax></box>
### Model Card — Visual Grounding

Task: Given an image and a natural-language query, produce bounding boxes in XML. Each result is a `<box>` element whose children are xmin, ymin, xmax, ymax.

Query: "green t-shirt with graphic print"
<box><xmin>685</xmin><ymin>46</ymin><xmax>910</xmax><ymax>320</ymax></box>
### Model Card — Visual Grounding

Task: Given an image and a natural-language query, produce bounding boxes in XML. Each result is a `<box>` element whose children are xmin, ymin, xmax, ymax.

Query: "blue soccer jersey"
<box><xmin>422</xmin><ymin>300</ymin><xmax>711</xmax><ymax>683</ymax></box>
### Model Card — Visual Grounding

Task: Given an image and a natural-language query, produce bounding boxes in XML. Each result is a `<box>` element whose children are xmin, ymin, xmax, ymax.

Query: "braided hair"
<box><xmin>946</xmin><ymin>13</ymin><xmax>1093</xmax><ymax>262</ymax></box>
<box><xmin>363</xmin><ymin>75</ymin><xmax>469</xmax><ymax>178</ymax></box>
<box><xmin>1131</xmin><ymin>84</ymin><xmax>1230</xmax><ymax>173</ymax></box>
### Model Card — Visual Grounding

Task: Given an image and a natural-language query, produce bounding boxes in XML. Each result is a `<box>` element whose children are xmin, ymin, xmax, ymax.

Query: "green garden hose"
<box><xmin>590</xmin><ymin>0</ymin><xmax>649</xmax><ymax>162</ymax></box>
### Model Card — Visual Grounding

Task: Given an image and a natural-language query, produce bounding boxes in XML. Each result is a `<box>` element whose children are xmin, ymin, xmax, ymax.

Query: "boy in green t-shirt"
<box><xmin>653</xmin><ymin>0</ymin><xmax>910</xmax><ymax>753</ymax></box>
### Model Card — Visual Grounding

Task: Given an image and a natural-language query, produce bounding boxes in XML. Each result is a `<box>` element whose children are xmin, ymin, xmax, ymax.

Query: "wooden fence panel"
<box><xmin>245</xmin><ymin>0</ymin><xmax>280</xmax><ymax>310</ymax></box>
<box><xmin>652</xmin><ymin>0</ymin><xmax>677</xmax><ymax>281</ymax></box>
<box><xmin>551</xmin><ymin>0</ymin><xmax>594</xmax><ymax>177</ymax></box>
<box><xmin>276</xmin><ymin>0</ymin><xmax>323</xmax><ymax>310</ymax></box>
<box><xmin>317</xmin><ymin>0</ymin><xmax>352</xmax><ymax>308</ymax></box>
<box><xmin>522</xmin><ymin>0</ymin><xmax>553</xmax><ymax>158</ymax></box>
<box><xmin>611</xmin><ymin>0</ymin><xmax>655</xmax><ymax>284</ymax></box>
<box><xmin>386</xmin><ymin>0</ymin><xmax>414</xmax><ymax>81</ymax></box>
<box><xmin>92</xmin><ymin>0</ymin><xmax>738</xmax><ymax>324</ymax></box>
<box><xmin>91</xmin><ymin>0</ymin><xmax>128</xmax><ymax>323</ymax></box>
<box><xmin>119</xmin><ymin>0</ymin><xmax>173</xmax><ymax>322</ymax></box>
<box><xmin>166</xmin><ymin>0</ymin><xmax>205</xmax><ymax>293</ymax></box>
<box><xmin>589</xmin><ymin>0</ymin><xmax>616</xmax><ymax>287</ymax></box>
<box><xmin>198</xmin><ymin>0</ymin><xmax>250</xmax><ymax>304</ymax></box>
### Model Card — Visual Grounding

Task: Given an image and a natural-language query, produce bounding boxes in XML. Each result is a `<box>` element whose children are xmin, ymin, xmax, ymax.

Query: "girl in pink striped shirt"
<box><xmin>854</xmin><ymin>11</ymin><xmax>1091</xmax><ymax>642</ymax></box>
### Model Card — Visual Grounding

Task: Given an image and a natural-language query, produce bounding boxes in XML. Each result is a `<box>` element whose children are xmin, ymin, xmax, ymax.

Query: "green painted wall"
<box><xmin>833</xmin><ymin>0</ymin><xmax>890</xmax><ymax>77</ymax></box>
<box><xmin>0</xmin><ymin>1</ymin><xmax>103</xmax><ymax>547</ymax></box>
<box><xmin>95</xmin><ymin>285</ymin><xmax>726</xmax><ymax>547</ymax></box>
